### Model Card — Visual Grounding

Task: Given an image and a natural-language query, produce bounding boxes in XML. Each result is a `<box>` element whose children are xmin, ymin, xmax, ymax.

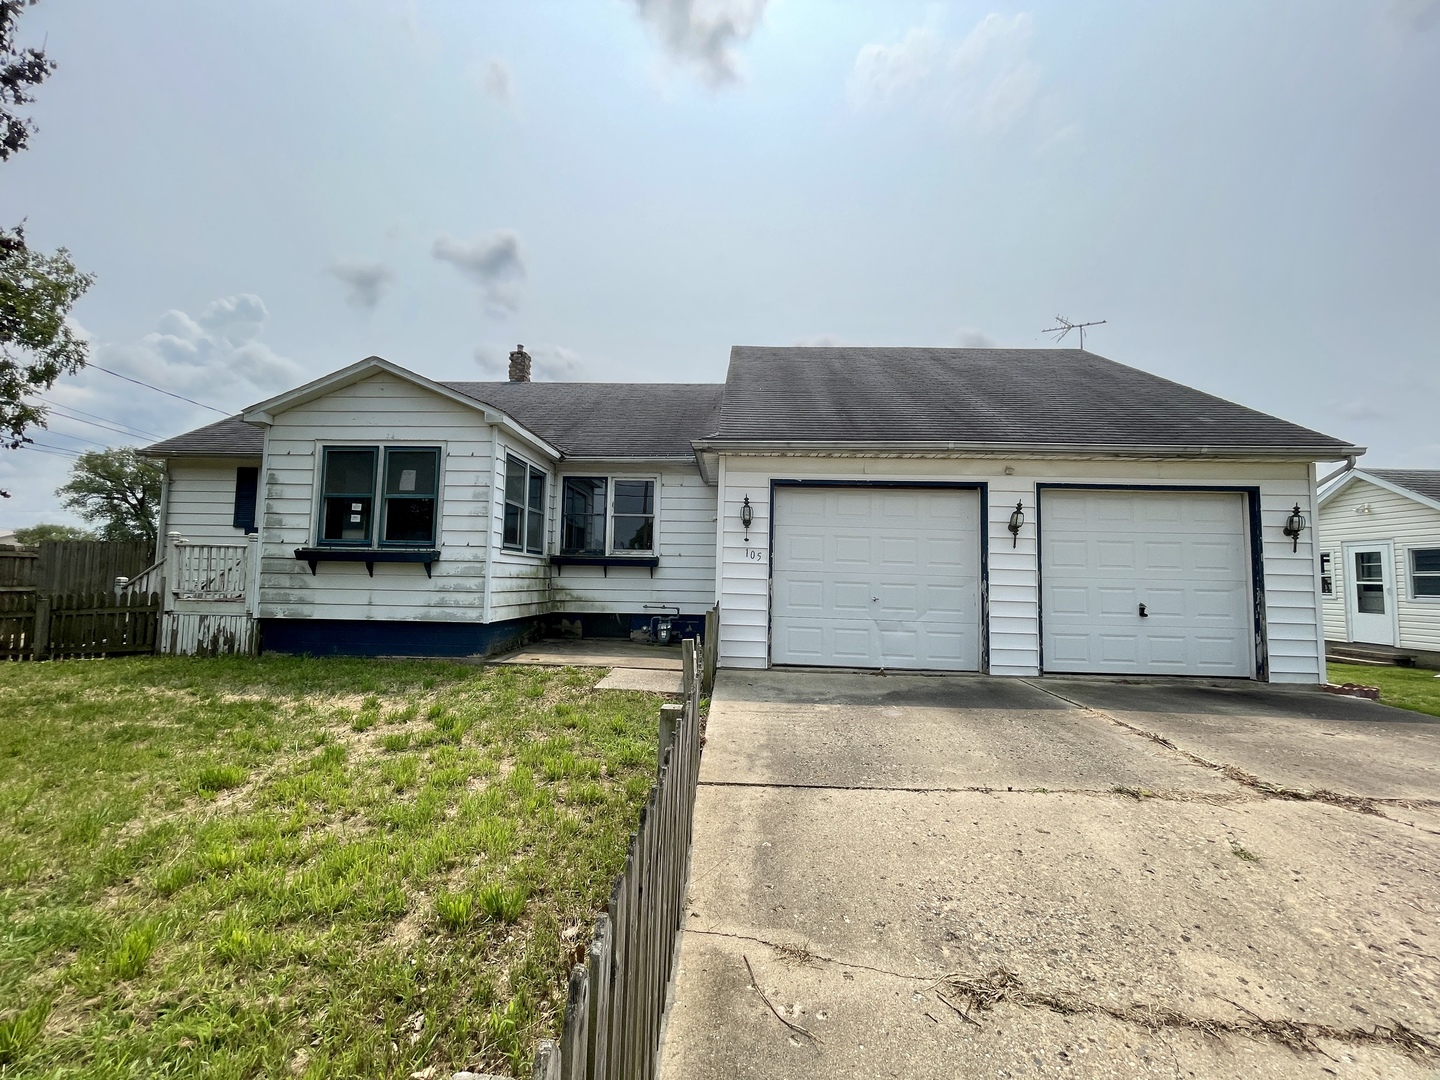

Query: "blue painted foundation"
<box><xmin>258</xmin><ymin>612</ymin><xmax>705</xmax><ymax>658</ymax></box>
<box><xmin>259</xmin><ymin>617</ymin><xmax>538</xmax><ymax>658</ymax></box>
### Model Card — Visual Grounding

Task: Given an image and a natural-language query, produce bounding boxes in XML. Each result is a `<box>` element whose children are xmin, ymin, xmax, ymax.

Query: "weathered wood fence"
<box><xmin>531</xmin><ymin>636</ymin><xmax>705</xmax><ymax>1080</ymax></box>
<box><xmin>0</xmin><ymin>590</ymin><xmax>160</xmax><ymax>660</ymax></box>
<box><xmin>0</xmin><ymin>541</ymin><xmax>162</xmax><ymax>660</ymax></box>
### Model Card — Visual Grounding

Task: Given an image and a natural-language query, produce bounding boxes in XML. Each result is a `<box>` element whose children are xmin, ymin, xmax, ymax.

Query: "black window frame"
<box><xmin>317</xmin><ymin>445</ymin><xmax>441</xmax><ymax>549</ymax></box>
<box><xmin>1411</xmin><ymin>547</ymin><xmax>1440</xmax><ymax>599</ymax></box>
<box><xmin>559</xmin><ymin>474</ymin><xmax>657</xmax><ymax>556</ymax></box>
<box><xmin>502</xmin><ymin>454</ymin><xmax>547</xmax><ymax>555</ymax></box>
<box><xmin>1319</xmin><ymin>551</ymin><xmax>1333</xmax><ymax>596</ymax></box>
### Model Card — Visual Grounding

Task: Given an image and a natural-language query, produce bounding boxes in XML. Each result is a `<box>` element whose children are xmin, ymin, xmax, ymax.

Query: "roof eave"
<box><xmin>691</xmin><ymin>438</ymin><xmax>1366</xmax><ymax>459</ymax></box>
<box><xmin>1319</xmin><ymin>469</ymin><xmax>1440</xmax><ymax>516</ymax></box>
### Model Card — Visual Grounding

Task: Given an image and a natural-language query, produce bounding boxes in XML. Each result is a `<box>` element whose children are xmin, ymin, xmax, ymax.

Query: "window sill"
<box><xmin>550</xmin><ymin>554</ymin><xmax>660</xmax><ymax>577</ymax></box>
<box><xmin>294</xmin><ymin>547</ymin><xmax>440</xmax><ymax>578</ymax></box>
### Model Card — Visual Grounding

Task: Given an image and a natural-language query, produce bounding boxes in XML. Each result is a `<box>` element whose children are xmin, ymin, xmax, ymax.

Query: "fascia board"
<box><xmin>691</xmin><ymin>439</ymin><xmax>1367</xmax><ymax>459</ymax></box>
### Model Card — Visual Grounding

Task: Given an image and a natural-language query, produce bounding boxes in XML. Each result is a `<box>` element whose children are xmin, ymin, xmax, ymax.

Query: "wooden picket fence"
<box><xmin>0</xmin><ymin>591</ymin><xmax>160</xmax><ymax>660</ymax></box>
<box><xmin>531</xmin><ymin>636</ymin><xmax>705</xmax><ymax>1080</ymax></box>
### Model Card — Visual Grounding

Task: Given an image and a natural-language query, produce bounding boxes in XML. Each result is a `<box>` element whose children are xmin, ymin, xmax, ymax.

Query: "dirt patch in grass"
<box><xmin>0</xmin><ymin>655</ymin><xmax>662</xmax><ymax>1079</ymax></box>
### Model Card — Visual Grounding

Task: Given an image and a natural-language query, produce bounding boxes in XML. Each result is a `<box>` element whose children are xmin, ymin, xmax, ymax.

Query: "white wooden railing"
<box><xmin>169</xmin><ymin>537</ymin><xmax>252</xmax><ymax>602</ymax></box>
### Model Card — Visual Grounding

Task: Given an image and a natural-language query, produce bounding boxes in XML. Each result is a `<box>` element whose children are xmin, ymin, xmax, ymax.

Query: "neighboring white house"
<box><xmin>141</xmin><ymin>345</ymin><xmax>1362</xmax><ymax>683</ymax></box>
<box><xmin>1317</xmin><ymin>468</ymin><xmax>1440</xmax><ymax>665</ymax></box>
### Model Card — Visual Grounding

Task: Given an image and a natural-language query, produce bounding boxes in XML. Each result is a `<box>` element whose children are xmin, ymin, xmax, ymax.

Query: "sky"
<box><xmin>2</xmin><ymin>0</ymin><xmax>1438</xmax><ymax>528</ymax></box>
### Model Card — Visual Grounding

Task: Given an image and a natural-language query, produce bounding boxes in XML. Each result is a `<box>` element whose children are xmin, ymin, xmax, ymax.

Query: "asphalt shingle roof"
<box><xmin>143</xmin><ymin>348</ymin><xmax>1362</xmax><ymax>460</ymax></box>
<box><xmin>1366</xmin><ymin>469</ymin><xmax>1440</xmax><ymax>504</ymax></box>
<box><xmin>708</xmin><ymin>347</ymin><xmax>1358</xmax><ymax>453</ymax></box>
<box><xmin>141</xmin><ymin>415</ymin><xmax>263</xmax><ymax>457</ymax></box>
<box><xmin>443</xmin><ymin>382</ymin><xmax>724</xmax><ymax>458</ymax></box>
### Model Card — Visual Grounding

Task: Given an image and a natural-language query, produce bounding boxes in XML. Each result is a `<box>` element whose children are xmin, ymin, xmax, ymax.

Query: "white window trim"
<box><xmin>311</xmin><ymin>441</ymin><xmax>446</xmax><ymax>549</ymax></box>
<box><xmin>501</xmin><ymin>452</ymin><xmax>549</xmax><ymax>558</ymax></box>
<box><xmin>1408</xmin><ymin>545</ymin><xmax>1440</xmax><ymax>603</ymax></box>
<box><xmin>559</xmin><ymin>474</ymin><xmax>661</xmax><ymax>557</ymax></box>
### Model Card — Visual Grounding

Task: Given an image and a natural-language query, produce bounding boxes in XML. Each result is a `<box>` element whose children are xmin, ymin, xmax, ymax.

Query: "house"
<box><xmin>1317</xmin><ymin>468</ymin><xmax>1440</xmax><ymax>667</ymax></box>
<box><xmin>141</xmin><ymin>346</ymin><xmax>1361</xmax><ymax>682</ymax></box>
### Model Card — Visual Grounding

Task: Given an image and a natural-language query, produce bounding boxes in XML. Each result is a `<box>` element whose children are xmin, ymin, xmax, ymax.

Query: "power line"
<box><xmin>88</xmin><ymin>364</ymin><xmax>230</xmax><ymax>415</ymax></box>
<box><xmin>40</xmin><ymin>427</ymin><xmax>111</xmax><ymax>450</ymax></box>
<box><xmin>12</xmin><ymin>442</ymin><xmax>80</xmax><ymax>459</ymax></box>
<box><xmin>40</xmin><ymin>398</ymin><xmax>163</xmax><ymax>439</ymax></box>
<box><xmin>42</xmin><ymin>407</ymin><xmax>155</xmax><ymax>443</ymax></box>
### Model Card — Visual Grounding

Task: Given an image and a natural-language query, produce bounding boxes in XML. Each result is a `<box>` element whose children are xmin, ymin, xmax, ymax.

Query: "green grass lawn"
<box><xmin>1328</xmin><ymin>661</ymin><xmax>1440</xmax><ymax>719</ymax></box>
<box><xmin>0</xmin><ymin>656</ymin><xmax>662</xmax><ymax>1079</ymax></box>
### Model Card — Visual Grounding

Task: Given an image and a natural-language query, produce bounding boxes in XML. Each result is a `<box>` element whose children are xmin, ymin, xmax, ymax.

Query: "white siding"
<box><xmin>487</xmin><ymin>432</ymin><xmax>554</xmax><ymax>622</ymax></box>
<box><xmin>1318</xmin><ymin>479</ymin><xmax>1440</xmax><ymax>651</ymax></box>
<box><xmin>716</xmin><ymin>455</ymin><xmax>1323</xmax><ymax>683</ymax></box>
<box><xmin>549</xmin><ymin>464</ymin><xmax>717</xmax><ymax>616</ymax></box>
<box><xmin>257</xmin><ymin>372</ymin><xmax>494</xmax><ymax>623</ymax></box>
<box><xmin>164</xmin><ymin>458</ymin><xmax>261</xmax><ymax>545</ymax></box>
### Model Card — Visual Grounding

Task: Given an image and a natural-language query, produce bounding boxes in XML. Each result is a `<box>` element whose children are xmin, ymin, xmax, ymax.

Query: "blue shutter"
<box><xmin>233</xmin><ymin>467</ymin><xmax>259</xmax><ymax>533</ymax></box>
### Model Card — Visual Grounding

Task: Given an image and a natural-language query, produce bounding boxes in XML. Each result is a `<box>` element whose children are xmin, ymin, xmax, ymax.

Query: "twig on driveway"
<box><xmin>743</xmin><ymin>955</ymin><xmax>823</xmax><ymax>1045</ymax></box>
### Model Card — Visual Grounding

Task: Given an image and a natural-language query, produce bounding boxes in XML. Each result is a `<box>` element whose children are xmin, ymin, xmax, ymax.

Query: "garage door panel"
<box><xmin>773</xmin><ymin>486</ymin><xmax>980</xmax><ymax>671</ymax></box>
<box><xmin>1042</xmin><ymin>490</ymin><xmax>1251</xmax><ymax>676</ymax></box>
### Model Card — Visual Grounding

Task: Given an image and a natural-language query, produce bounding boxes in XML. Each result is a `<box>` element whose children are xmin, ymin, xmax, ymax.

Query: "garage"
<box><xmin>770</xmin><ymin>485</ymin><xmax>981</xmax><ymax>671</ymax></box>
<box><xmin>1040</xmin><ymin>489</ymin><xmax>1254</xmax><ymax>676</ymax></box>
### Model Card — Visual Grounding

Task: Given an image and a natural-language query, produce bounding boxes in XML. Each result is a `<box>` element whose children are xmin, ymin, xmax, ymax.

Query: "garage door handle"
<box><xmin>1138</xmin><ymin>603</ymin><xmax>1148</xmax><ymax>618</ymax></box>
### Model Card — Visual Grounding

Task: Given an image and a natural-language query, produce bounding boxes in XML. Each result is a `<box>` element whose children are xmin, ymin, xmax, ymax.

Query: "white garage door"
<box><xmin>772</xmin><ymin>486</ymin><xmax>981</xmax><ymax>671</ymax></box>
<box><xmin>1041</xmin><ymin>489</ymin><xmax>1253</xmax><ymax>676</ymax></box>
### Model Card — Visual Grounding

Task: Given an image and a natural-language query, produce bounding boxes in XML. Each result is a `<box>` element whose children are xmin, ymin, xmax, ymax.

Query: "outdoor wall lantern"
<box><xmin>740</xmin><ymin>495</ymin><xmax>754</xmax><ymax>542</ymax></box>
<box><xmin>1283</xmin><ymin>503</ymin><xmax>1307</xmax><ymax>552</ymax></box>
<box><xmin>1007</xmin><ymin>501</ymin><xmax>1025</xmax><ymax>547</ymax></box>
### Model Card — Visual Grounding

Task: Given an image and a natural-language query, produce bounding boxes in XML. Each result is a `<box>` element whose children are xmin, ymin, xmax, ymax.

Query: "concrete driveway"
<box><xmin>659</xmin><ymin>672</ymin><xmax>1440</xmax><ymax>1079</ymax></box>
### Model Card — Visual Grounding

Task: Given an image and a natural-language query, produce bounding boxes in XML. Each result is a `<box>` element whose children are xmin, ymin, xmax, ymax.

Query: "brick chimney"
<box><xmin>508</xmin><ymin>344</ymin><xmax>532</xmax><ymax>382</ymax></box>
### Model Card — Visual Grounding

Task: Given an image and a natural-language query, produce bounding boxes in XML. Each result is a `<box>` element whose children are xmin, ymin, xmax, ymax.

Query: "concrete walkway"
<box><xmin>660</xmin><ymin>671</ymin><xmax>1440</xmax><ymax>1079</ymax></box>
<box><xmin>493</xmin><ymin>639</ymin><xmax>682</xmax><ymax>693</ymax></box>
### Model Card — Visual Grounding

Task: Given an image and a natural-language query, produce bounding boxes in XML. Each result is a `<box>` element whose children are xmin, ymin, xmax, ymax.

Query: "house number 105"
<box><xmin>744</xmin><ymin>547</ymin><xmax>766</xmax><ymax>561</ymax></box>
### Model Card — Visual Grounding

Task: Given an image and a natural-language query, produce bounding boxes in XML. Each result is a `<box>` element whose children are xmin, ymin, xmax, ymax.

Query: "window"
<box><xmin>233</xmin><ymin>466</ymin><xmax>259</xmax><ymax>534</ymax></box>
<box><xmin>1412</xmin><ymin>548</ymin><xmax>1440</xmax><ymax>598</ymax></box>
<box><xmin>561</xmin><ymin>477</ymin><xmax>607</xmax><ymax>555</ymax></box>
<box><xmin>503</xmin><ymin>455</ymin><xmax>546</xmax><ymax>554</ymax></box>
<box><xmin>560</xmin><ymin>476</ymin><xmax>656</xmax><ymax>555</ymax></box>
<box><xmin>1353</xmin><ymin>549</ymin><xmax>1386</xmax><ymax>614</ymax></box>
<box><xmin>319</xmin><ymin>446</ymin><xmax>439</xmax><ymax>547</ymax></box>
<box><xmin>1319</xmin><ymin>551</ymin><xmax>1333</xmax><ymax>596</ymax></box>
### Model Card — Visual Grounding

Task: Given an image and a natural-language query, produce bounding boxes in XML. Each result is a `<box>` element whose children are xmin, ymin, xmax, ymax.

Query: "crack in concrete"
<box><xmin>688</xmin><ymin>928</ymin><xmax>1440</xmax><ymax>1059</ymax></box>
<box><xmin>1020</xmin><ymin>681</ymin><xmax>1440</xmax><ymax>828</ymax></box>
<box><xmin>700</xmin><ymin>778</ymin><xmax>1248</xmax><ymax>801</ymax></box>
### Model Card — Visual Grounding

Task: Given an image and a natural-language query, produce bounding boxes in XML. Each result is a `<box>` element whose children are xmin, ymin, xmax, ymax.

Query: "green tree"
<box><xmin>12</xmin><ymin>522</ymin><xmax>92</xmax><ymax>543</ymax></box>
<box><xmin>56</xmin><ymin>448</ymin><xmax>161</xmax><ymax>545</ymax></box>
<box><xmin>1</xmin><ymin>1</ymin><xmax>94</xmax><ymax>444</ymax></box>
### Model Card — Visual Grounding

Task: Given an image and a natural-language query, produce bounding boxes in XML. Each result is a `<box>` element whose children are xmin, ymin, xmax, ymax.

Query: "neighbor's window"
<box><xmin>232</xmin><ymin>466</ymin><xmax>259</xmax><ymax>535</ymax></box>
<box><xmin>1412</xmin><ymin>548</ymin><xmax>1440</xmax><ymax>598</ymax></box>
<box><xmin>1320</xmin><ymin>551</ymin><xmax>1333</xmax><ymax>596</ymax></box>
<box><xmin>503</xmin><ymin>455</ymin><xmax>546</xmax><ymax>554</ymax></box>
<box><xmin>319</xmin><ymin>446</ymin><xmax>440</xmax><ymax>547</ymax></box>
<box><xmin>560</xmin><ymin>476</ymin><xmax>656</xmax><ymax>555</ymax></box>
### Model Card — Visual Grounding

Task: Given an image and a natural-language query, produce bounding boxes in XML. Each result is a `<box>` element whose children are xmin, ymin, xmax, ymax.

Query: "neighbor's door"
<box><xmin>1345</xmin><ymin>543</ymin><xmax>1396</xmax><ymax>646</ymax></box>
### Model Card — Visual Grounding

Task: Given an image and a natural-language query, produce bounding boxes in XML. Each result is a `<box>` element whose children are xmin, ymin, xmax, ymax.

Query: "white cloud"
<box><xmin>1390</xmin><ymin>0</ymin><xmax>1440</xmax><ymax>31</ymax></box>
<box><xmin>1340</xmin><ymin>400</ymin><xmax>1390</xmax><ymax>423</ymax></box>
<box><xmin>2</xmin><ymin>297</ymin><xmax>301</xmax><ymax>526</ymax></box>
<box><xmin>794</xmin><ymin>333</ymin><xmax>848</xmax><ymax>347</ymax></box>
<box><xmin>848</xmin><ymin>12</ymin><xmax>1041</xmax><ymax>133</ymax></box>
<box><xmin>327</xmin><ymin>260</ymin><xmax>393</xmax><ymax>310</ymax></box>
<box><xmin>433</xmin><ymin>231</ymin><xmax>527</xmax><ymax>313</ymax></box>
<box><xmin>631</xmin><ymin>0</ymin><xmax>769</xmax><ymax>88</ymax></box>
<box><xmin>474</xmin><ymin>343</ymin><xmax>585</xmax><ymax>381</ymax></box>
<box><xmin>956</xmin><ymin>328</ymin><xmax>997</xmax><ymax>348</ymax></box>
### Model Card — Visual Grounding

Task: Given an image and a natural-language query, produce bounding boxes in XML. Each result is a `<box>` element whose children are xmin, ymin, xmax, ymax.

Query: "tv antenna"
<box><xmin>1043</xmin><ymin>314</ymin><xmax>1106</xmax><ymax>350</ymax></box>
